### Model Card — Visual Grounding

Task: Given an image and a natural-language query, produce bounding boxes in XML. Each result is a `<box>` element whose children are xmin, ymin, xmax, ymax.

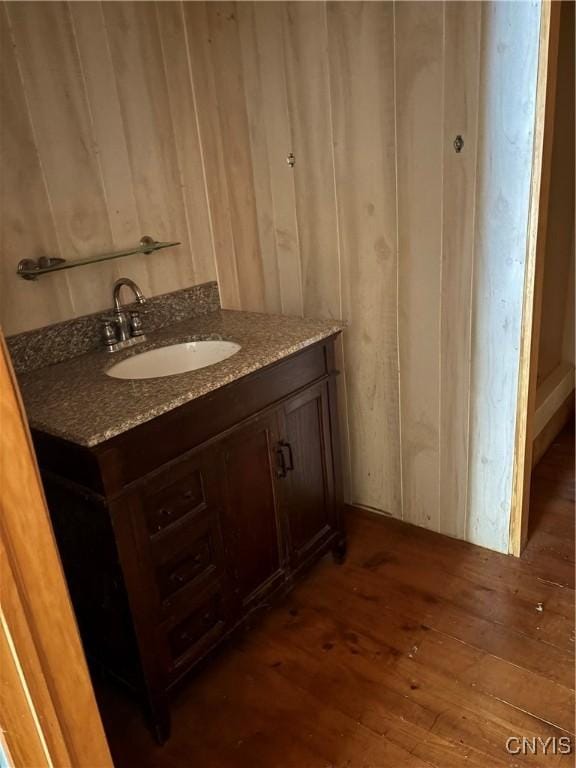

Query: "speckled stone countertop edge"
<box><xmin>20</xmin><ymin>309</ymin><xmax>345</xmax><ymax>448</ymax></box>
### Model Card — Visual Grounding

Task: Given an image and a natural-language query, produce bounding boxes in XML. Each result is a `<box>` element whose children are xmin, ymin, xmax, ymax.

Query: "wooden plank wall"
<box><xmin>537</xmin><ymin>0</ymin><xmax>575</xmax><ymax>384</ymax></box>
<box><xmin>0</xmin><ymin>1</ymin><xmax>216</xmax><ymax>336</ymax></box>
<box><xmin>395</xmin><ymin>2</ymin><xmax>444</xmax><ymax>533</ymax></box>
<box><xmin>0</xmin><ymin>1</ymin><xmax>542</xmax><ymax>552</ymax></box>
<box><xmin>531</xmin><ymin>0</ymin><xmax>574</xmax><ymax>469</ymax></box>
<box><xmin>194</xmin><ymin>0</ymin><xmax>540</xmax><ymax>551</ymax></box>
<box><xmin>327</xmin><ymin>2</ymin><xmax>401</xmax><ymax>515</ymax></box>
<box><xmin>189</xmin><ymin>2</ymin><xmax>538</xmax><ymax>549</ymax></box>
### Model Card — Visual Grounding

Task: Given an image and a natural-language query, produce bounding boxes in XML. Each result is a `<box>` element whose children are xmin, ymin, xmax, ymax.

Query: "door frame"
<box><xmin>0</xmin><ymin>331</ymin><xmax>113</xmax><ymax>767</ymax></box>
<box><xmin>509</xmin><ymin>0</ymin><xmax>562</xmax><ymax>556</ymax></box>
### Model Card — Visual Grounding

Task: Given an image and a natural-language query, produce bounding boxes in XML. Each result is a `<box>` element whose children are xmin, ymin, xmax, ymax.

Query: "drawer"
<box><xmin>160</xmin><ymin>584</ymin><xmax>227</xmax><ymax>676</ymax></box>
<box><xmin>143</xmin><ymin>447</ymin><xmax>221</xmax><ymax>537</ymax></box>
<box><xmin>145</xmin><ymin>469</ymin><xmax>205</xmax><ymax>536</ymax></box>
<box><xmin>154</xmin><ymin>526</ymin><xmax>217</xmax><ymax>603</ymax></box>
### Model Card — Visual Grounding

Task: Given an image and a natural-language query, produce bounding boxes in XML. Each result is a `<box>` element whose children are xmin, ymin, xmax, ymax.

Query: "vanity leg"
<box><xmin>331</xmin><ymin>534</ymin><xmax>347</xmax><ymax>565</ymax></box>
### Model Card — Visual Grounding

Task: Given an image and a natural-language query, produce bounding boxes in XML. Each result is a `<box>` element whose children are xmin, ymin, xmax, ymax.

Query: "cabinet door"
<box><xmin>219</xmin><ymin>411</ymin><xmax>285</xmax><ymax>610</ymax></box>
<box><xmin>277</xmin><ymin>381</ymin><xmax>337</xmax><ymax>568</ymax></box>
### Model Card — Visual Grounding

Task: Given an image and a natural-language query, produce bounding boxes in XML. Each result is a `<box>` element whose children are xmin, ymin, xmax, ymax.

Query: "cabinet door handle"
<box><xmin>278</xmin><ymin>441</ymin><xmax>294</xmax><ymax>473</ymax></box>
<box><xmin>282</xmin><ymin>441</ymin><xmax>294</xmax><ymax>472</ymax></box>
<box><xmin>276</xmin><ymin>446</ymin><xmax>287</xmax><ymax>478</ymax></box>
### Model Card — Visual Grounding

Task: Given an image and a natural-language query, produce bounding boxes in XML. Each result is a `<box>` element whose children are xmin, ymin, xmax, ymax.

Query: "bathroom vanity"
<box><xmin>16</xmin><ymin>302</ymin><xmax>345</xmax><ymax>743</ymax></box>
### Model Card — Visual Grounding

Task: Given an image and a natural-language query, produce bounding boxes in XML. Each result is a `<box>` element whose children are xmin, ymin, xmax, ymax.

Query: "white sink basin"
<box><xmin>106</xmin><ymin>340</ymin><xmax>241</xmax><ymax>380</ymax></box>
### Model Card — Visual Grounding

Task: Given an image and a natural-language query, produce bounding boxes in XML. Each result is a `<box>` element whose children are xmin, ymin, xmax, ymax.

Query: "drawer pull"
<box><xmin>167</xmin><ymin>553</ymin><xmax>205</xmax><ymax>585</ymax></box>
<box><xmin>179</xmin><ymin>612</ymin><xmax>212</xmax><ymax>644</ymax></box>
<box><xmin>159</xmin><ymin>507</ymin><xmax>174</xmax><ymax>517</ymax></box>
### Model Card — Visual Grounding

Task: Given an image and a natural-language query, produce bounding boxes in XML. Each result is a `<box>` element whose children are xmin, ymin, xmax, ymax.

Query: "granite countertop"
<box><xmin>18</xmin><ymin>310</ymin><xmax>344</xmax><ymax>447</ymax></box>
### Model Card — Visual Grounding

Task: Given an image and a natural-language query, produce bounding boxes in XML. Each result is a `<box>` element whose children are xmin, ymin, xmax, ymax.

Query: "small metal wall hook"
<box><xmin>286</xmin><ymin>152</ymin><xmax>295</xmax><ymax>168</ymax></box>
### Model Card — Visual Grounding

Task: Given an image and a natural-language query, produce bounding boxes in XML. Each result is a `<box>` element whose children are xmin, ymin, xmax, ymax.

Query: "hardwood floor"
<box><xmin>100</xmin><ymin>423</ymin><xmax>575</xmax><ymax>767</ymax></box>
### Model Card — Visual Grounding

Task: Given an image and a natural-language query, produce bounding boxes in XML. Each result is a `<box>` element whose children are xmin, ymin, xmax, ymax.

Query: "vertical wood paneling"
<box><xmin>253</xmin><ymin>5</ymin><xmax>303</xmax><ymax>317</ymax></box>
<box><xmin>183</xmin><ymin>1</ymin><xmax>241</xmax><ymax>309</ymax></box>
<box><xmin>439</xmin><ymin>2</ymin><xmax>481</xmax><ymax>538</ymax></box>
<box><xmin>239</xmin><ymin>2</ymin><xmax>302</xmax><ymax>316</ymax></box>
<box><xmin>1</xmin><ymin>0</ymin><xmax>221</xmax><ymax>335</ymax></box>
<box><xmin>0</xmin><ymin>0</ymin><xmax>543</xmax><ymax>554</ymax></box>
<box><xmin>537</xmin><ymin>0</ymin><xmax>575</xmax><ymax>383</ymax></box>
<box><xmin>102</xmin><ymin>1</ymin><xmax>196</xmax><ymax>294</ymax></box>
<box><xmin>6</xmin><ymin>1</ymin><xmax>115</xmax><ymax>315</ymax></box>
<box><xmin>69</xmin><ymin>1</ymin><xmax>151</xmax><ymax>293</ymax></box>
<box><xmin>204</xmin><ymin>2</ymin><xmax>266</xmax><ymax>311</ymax></box>
<box><xmin>327</xmin><ymin>2</ymin><xmax>401</xmax><ymax>515</ymax></box>
<box><xmin>561</xmin><ymin>234</ymin><xmax>575</xmax><ymax>366</ymax></box>
<box><xmin>155</xmin><ymin>2</ymin><xmax>217</xmax><ymax>287</ymax></box>
<box><xmin>235</xmin><ymin>3</ymin><xmax>283</xmax><ymax>314</ymax></box>
<box><xmin>395</xmin><ymin>1</ymin><xmax>444</xmax><ymax>530</ymax></box>
<box><xmin>282</xmin><ymin>2</ymin><xmax>340</xmax><ymax>320</ymax></box>
<box><xmin>467</xmin><ymin>0</ymin><xmax>541</xmax><ymax>551</ymax></box>
<box><xmin>0</xmin><ymin>5</ymin><xmax>74</xmax><ymax>333</ymax></box>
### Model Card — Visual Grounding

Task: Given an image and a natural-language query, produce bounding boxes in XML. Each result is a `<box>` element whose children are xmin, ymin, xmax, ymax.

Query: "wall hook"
<box><xmin>453</xmin><ymin>135</ymin><xmax>464</xmax><ymax>153</ymax></box>
<box><xmin>286</xmin><ymin>152</ymin><xmax>295</xmax><ymax>168</ymax></box>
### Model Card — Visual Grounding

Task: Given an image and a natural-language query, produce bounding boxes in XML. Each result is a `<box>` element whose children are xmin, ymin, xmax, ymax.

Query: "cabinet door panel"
<box><xmin>220</xmin><ymin>412</ymin><xmax>284</xmax><ymax>607</ymax></box>
<box><xmin>279</xmin><ymin>382</ymin><xmax>336</xmax><ymax>565</ymax></box>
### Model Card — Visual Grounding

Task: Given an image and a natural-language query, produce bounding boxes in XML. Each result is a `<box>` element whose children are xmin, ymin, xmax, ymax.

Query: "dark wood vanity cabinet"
<box><xmin>34</xmin><ymin>336</ymin><xmax>345</xmax><ymax>743</ymax></box>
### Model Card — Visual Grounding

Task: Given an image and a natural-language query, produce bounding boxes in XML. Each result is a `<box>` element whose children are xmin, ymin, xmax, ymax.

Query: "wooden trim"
<box><xmin>0</xmin><ymin>332</ymin><xmax>113</xmax><ymax>767</ymax></box>
<box><xmin>509</xmin><ymin>0</ymin><xmax>561</xmax><ymax>556</ymax></box>
<box><xmin>533</xmin><ymin>390</ymin><xmax>575</xmax><ymax>467</ymax></box>
<box><xmin>534</xmin><ymin>361</ymin><xmax>575</xmax><ymax>436</ymax></box>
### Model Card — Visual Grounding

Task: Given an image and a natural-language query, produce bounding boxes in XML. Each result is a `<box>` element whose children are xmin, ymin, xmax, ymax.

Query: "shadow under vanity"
<box><xmin>9</xmin><ymin>281</ymin><xmax>346</xmax><ymax>743</ymax></box>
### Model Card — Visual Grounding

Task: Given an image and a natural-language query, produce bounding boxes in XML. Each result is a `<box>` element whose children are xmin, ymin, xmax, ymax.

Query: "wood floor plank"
<box><xmin>282</xmin><ymin>576</ymin><xmax>574</xmax><ymax>732</ymax></box>
<box><xmin>242</xmin><ymin>631</ymin><xmax>511</xmax><ymax>768</ymax></box>
<box><xmin>188</xmin><ymin>647</ymin><xmax>435</xmax><ymax>768</ymax></box>
<box><xmin>353</xmin><ymin>516</ymin><xmax>575</xmax><ymax>627</ymax></box>
<box><xmin>245</xmin><ymin>609</ymin><xmax>568</xmax><ymax>767</ymax></box>
<box><xmin>350</xmin><ymin>505</ymin><xmax>575</xmax><ymax>593</ymax></box>
<box><xmin>315</xmin><ymin>555</ymin><xmax>574</xmax><ymax>670</ymax></box>
<box><xmin>347</xmin><ymin>518</ymin><xmax>575</xmax><ymax>647</ymax></box>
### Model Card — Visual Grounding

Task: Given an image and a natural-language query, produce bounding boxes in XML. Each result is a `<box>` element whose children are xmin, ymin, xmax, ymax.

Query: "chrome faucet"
<box><xmin>113</xmin><ymin>277</ymin><xmax>146</xmax><ymax>340</ymax></box>
<box><xmin>102</xmin><ymin>278</ymin><xmax>147</xmax><ymax>352</ymax></box>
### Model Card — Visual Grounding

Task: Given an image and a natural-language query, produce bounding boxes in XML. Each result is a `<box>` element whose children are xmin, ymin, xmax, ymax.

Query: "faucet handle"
<box><xmin>129</xmin><ymin>310</ymin><xmax>144</xmax><ymax>337</ymax></box>
<box><xmin>101</xmin><ymin>317</ymin><xmax>118</xmax><ymax>350</ymax></box>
